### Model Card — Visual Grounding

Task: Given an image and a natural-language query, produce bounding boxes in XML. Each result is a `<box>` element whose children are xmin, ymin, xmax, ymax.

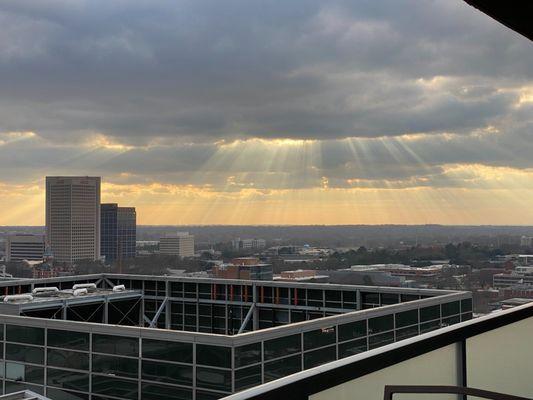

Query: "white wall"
<box><xmin>310</xmin><ymin>344</ymin><xmax>459</xmax><ymax>400</ymax></box>
<box><xmin>467</xmin><ymin>317</ymin><xmax>533</xmax><ymax>399</ymax></box>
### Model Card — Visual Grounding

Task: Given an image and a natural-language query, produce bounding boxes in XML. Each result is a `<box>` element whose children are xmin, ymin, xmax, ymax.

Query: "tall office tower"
<box><xmin>46</xmin><ymin>176</ymin><xmax>101</xmax><ymax>263</ymax></box>
<box><xmin>6</xmin><ymin>233</ymin><xmax>45</xmax><ymax>262</ymax></box>
<box><xmin>101</xmin><ymin>204</ymin><xmax>136</xmax><ymax>263</ymax></box>
<box><xmin>159</xmin><ymin>232</ymin><xmax>195</xmax><ymax>257</ymax></box>
<box><xmin>101</xmin><ymin>203</ymin><xmax>118</xmax><ymax>263</ymax></box>
<box><xmin>118</xmin><ymin>206</ymin><xmax>136</xmax><ymax>259</ymax></box>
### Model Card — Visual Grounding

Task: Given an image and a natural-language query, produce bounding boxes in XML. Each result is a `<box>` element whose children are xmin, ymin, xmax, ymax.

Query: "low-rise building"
<box><xmin>159</xmin><ymin>232</ymin><xmax>195</xmax><ymax>257</ymax></box>
<box><xmin>493</xmin><ymin>272</ymin><xmax>533</xmax><ymax>289</ymax></box>
<box><xmin>212</xmin><ymin>258</ymin><xmax>273</xmax><ymax>280</ymax></box>
<box><xmin>232</xmin><ymin>238</ymin><xmax>267</xmax><ymax>250</ymax></box>
<box><xmin>274</xmin><ymin>269</ymin><xmax>329</xmax><ymax>283</ymax></box>
<box><xmin>5</xmin><ymin>234</ymin><xmax>45</xmax><ymax>262</ymax></box>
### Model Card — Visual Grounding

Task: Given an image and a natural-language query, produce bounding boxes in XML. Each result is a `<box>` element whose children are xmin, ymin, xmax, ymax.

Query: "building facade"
<box><xmin>45</xmin><ymin>176</ymin><xmax>101</xmax><ymax>263</ymax></box>
<box><xmin>493</xmin><ymin>272</ymin><xmax>533</xmax><ymax>289</ymax></box>
<box><xmin>101</xmin><ymin>204</ymin><xmax>136</xmax><ymax>263</ymax></box>
<box><xmin>232</xmin><ymin>238</ymin><xmax>267</xmax><ymax>251</ymax></box>
<box><xmin>100</xmin><ymin>203</ymin><xmax>118</xmax><ymax>263</ymax></box>
<box><xmin>5</xmin><ymin>234</ymin><xmax>45</xmax><ymax>262</ymax></box>
<box><xmin>159</xmin><ymin>233</ymin><xmax>194</xmax><ymax>257</ymax></box>
<box><xmin>0</xmin><ymin>274</ymin><xmax>471</xmax><ymax>400</ymax></box>
<box><xmin>117</xmin><ymin>207</ymin><xmax>136</xmax><ymax>260</ymax></box>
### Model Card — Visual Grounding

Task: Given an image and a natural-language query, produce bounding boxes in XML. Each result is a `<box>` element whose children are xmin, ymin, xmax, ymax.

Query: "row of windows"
<box><xmin>233</xmin><ymin>300</ymin><xmax>472</xmax><ymax>369</ymax></box>
<box><xmin>2</xmin><ymin>297</ymin><xmax>472</xmax><ymax>358</ymax></box>
<box><xmin>0</xmin><ymin>380</ymin><xmax>232</xmax><ymax>400</ymax></box>
<box><xmin>0</xmin><ymin>298</ymin><xmax>472</xmax><ymax>399</ymax></box>
<box><xmin>115</xmin><ymin>279</ymin><xmax>366</xmax><ymax>308</ymax></box>
<box><xmin>1</xmin><ymin>327</ymin><xmax>231</xmax><ymax>369</ymax></box>
<box><xmin>0</xmin><ymin>364</ymin><xmax>226</xmax><ymax>399</ymax></box>
<box><xmin>0</xmin><ymin>379</ymin><xmax>206</xmax><ymax>400</ymax></box>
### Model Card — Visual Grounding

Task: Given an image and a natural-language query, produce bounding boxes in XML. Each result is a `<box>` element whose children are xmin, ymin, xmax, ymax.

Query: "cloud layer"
<box><xmin>0</xmin><ymin>0</ymin><xmax>532</xmax><ymax>224</ymax></box>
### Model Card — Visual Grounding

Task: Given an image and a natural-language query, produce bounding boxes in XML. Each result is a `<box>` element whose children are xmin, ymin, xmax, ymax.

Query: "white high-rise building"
<box><xmin>159</xmin><ymin>232</ymin><xmax>195</xmax><ymax>257</ymax></box>
<box><xmin>6</xmin><ymin>234</ymin><xmax>45</xmax><ymax>262</ymax></box>
<box><xmin>46</xmin><ymin>176</ymin><xmax>101</xmax><ymax>263</ymax></box>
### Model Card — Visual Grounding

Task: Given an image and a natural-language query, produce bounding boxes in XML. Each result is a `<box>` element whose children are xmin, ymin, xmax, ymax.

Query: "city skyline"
<box><xmin>1</xmin><ymin>0</ymin><xmax>532</xmax><ymax>226</ymax></box>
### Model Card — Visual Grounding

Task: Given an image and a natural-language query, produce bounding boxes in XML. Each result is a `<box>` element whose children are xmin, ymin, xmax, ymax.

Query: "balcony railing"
<box><xmin>384</xmin><ymin>385</ymin><xmax>532</xmax><ymax>400</ymax></box>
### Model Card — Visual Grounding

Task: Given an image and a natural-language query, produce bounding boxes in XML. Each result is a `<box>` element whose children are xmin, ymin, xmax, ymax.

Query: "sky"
<box><xmin>1</xmin><ymin>0</ymin><xmax>532</xmax><ymax>226</ymax></box>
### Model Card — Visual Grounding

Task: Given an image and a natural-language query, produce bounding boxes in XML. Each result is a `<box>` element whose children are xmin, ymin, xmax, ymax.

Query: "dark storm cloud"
<box><xmin>0</xmin><ymin>0</ymin><xmax>532</xmax><ymax>144</ymax></box>
<box><xmin>0</xmin><ymin>0</ymin><xmax>532</xmax><ymax>192</ymax></box>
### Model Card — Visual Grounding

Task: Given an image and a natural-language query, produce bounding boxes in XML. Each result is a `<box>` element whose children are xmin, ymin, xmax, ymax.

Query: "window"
<box><xmin>420</xmin><ymin>305</ymin><xmax>440</xmax><ymax>322</ymax></box>
<box><xmin>196</xmin><ymin>390</ymin><xmax>226</xmax><ymax>400</ymax></box>
<box><xmin>325</xmin><ymin>290</ymin><xmax>341</xmax><ymax>308</ymax></box>
<box><xmin>361</xmin><ymin>292</ymin><xmax>379</xmax><ymax>307</ymax></box>
<box><xmin>141</xmin><ymin>360</ymin><xmax>192</xmax><ymax>386</ymax></box>
<box><xmin>304</xmin><ymin>327</ymin><xmax>336</xmax><ymax>350</ymax></box>
<box><xmin>462</xmin><ymin>312</ymin><xmax>473</xmax><ymax>321</ymax></box>
<box><xmin>369</xmin><ymin>332</ymin><xmax>394</xmax><ymax>349</ymax></box>
<box><xmin>198</xmin><ymin>284</ymin><xmax>212</xmax><ymax>299</ymax></box>
<box><xmin>47</xmin><ymin>368</ymin><xmax>89</xmax><ymax>391</ymax></box>
<box><xmin>196</xmin><ymin>344</ymin><xmax>231</xmax><ymax>368</ymax></box>
<box><xmin>338</xmin><ymin>338</ymin><xmax>367</xmax><ymax>358</ymax></box>
<box><xmin>264</xmin><ymin>334</ymin><xmax>301</xmax><ymax>361</ymax></box>
<box><xmin>6</xmin><ymin>344</ymin><xmax>43</xmax><ymax>364</ymax></box>
<box><xmin>342</xmin><ymin>291</ymin><xmax>357</xmax><ymax>308</ymax></box>
<box><xmin>92</xmin><ymin>354</ymin><xmax>138</xmax><ymax>379</ymax></box>
<box><xmin>48</xmin><ymin>330</ymin><xmax>89</xmax><ymax>351</ymax></box>
<box><xmin>400</xmin><ymin>294</ymin><xmax>419</xmax><ymax>302</ymax></box>
<box><xmin>264</xmin><ymin>354</ymin><xmax>301</xmax><ymax>382</ymax></box>
<box><xmin>441</xmin><ymin>301</ymin><xmax>460</xmax><ymax>317</ymax></box>
<box><xmin>6</xmin><ymin>325</ymin><xmax>43</xmax><ymax>345</ymax></box>
<box><xmin>339</xmin><ymin>321</ymin><xmax>367</xmax><ymax>344</ymax></box>
<box><xmin>170</xmin><ymin>282</ymin><xmax>183</xmax><ymax>297</ymax></box>
<box><xmin>142</xmin><ymin>383</ymin><xmax>192</xmax><ymax>400</ymax></box>
<box><xmin>196</xmin><ymin>367</ymin><xmax>232</xmax><ymax>392</ymax></box>
<box><xmin>92</xmin><ymin>334</ymin><xmax>138</xmax><ymax>357</ymax></box>
<box><xmin>368</xmin><ymin>315</ymin><xmax>393</xmax><ymax>334</ymax></box>
<box><xmin>420</xmin><ymin>319</ymin><xmax>440</xmax><ymax>333</ymax></box>
<box><xmin>442</xmin><ymin>315</ymin><xmax>460</xmax><ymax>327</ymax></box>
<box><xmin>273</xmin><ymin>310</ymin><xmax>289</xmax><ymax>325</ymax></box>
<box><xmin>395</xmin><ymin>309</ymin><xmax>418</xmax><ymax>328</ymax></box>
<box><xmin>235</xmin><ymin>365</ymin><xmax>262</xmax><ymax>391</ymax></box>
<box><xmin>381</xmin><ymin>293</ymin><xmax>399</xmax><ymax>305</ymax></box>
<box><xmin>91</xmin><ymin>375</ymin><xmax>138</xmax><ymax>399</ymax></box>
<box><xmin>461</xmin><ymin>298</ymin><xmax>473</xmax><ymax>313</ymax></box>
<box><xmin>183</xmin><ymin>283</ymin><xmax>197</xmax><ymax>298</ymax></box>
<box><xmin>5</xmin><ymin>381</ymin><xmax>43</xmax><ymax>396</ymax></box>
<box><xmin>306</xmin><ymin>289</ymin><xmax>323</xmax><ymax>307</ymax></box>
<box><xmin>47</xmin><ymin>388</ymin><xmax>89</xmax><ymax>400</ymax></box>
<box><xmin>142</xmin><ymin>339</ymin><xmax>192</xmax><ymax>364</ymax></box>
<box><xmin>291</xmin><ymin>310</ymin><xmax>306</xmax><ymax>322</ymax></box>
<box><xmin>304</xmin><ymin>345</ymin><xmax>336</xmax><ymax>369</ymax></box>
<box><xmin>47</xmin><ymin>349</ymin><xmax>89</xmax><ymax>371</ymax></box>
<box><xmin>5</xmin><ymin>363</ymin><xmax>43</xmax><ymax>384</ymax></box>
<box><xmin>396</xmin><ymin>325</ymin><xmax>418</xmax><ymax>341</ymax></box>
<box><xmin>234</xmin><ymin>343</ymin><xmax>261</xmax><ymax>368</ymax></box>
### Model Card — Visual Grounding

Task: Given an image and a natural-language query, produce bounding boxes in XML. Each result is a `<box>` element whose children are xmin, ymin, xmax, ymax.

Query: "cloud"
<box><xmin>0</xmin><ymin>0</ymin><xmax>531</xmax><ymax>144</ymax></box>
<box><xmin>0</xmin><ymin>0</ymin><xmax>532</xmax><ymax>224</ymax></box>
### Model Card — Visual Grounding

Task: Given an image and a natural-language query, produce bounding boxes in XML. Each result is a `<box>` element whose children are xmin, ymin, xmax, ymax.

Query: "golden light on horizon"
<box><xmin>2</xmin><ymin>131</ymin><xmax>533</xmax><ymax>226</ymax></box>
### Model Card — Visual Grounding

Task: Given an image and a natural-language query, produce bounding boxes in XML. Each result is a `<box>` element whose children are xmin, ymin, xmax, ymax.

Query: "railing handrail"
<box><xmin>384</xmin><ymin>385</ymin><xmax>533</xmax><ymax>400</ymax></box>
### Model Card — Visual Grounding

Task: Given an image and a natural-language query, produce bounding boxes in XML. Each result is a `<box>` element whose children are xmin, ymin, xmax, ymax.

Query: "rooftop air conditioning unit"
<box><xmin>72</xmin><ymin>283</ymin><xmax>97</xmax><ymax>292</ymax></box>
<box><xmin>73</xmin><ymin>288</ymin><xmax>88</xmax><ymax>296</ymax></box>
<box><xmin>112</xmin><ymin>285</ymin><xmax>126</xmax><ymax>292</ymax></box>
<box><xmin>32</xmin><ymin>287</ymin><xmax>59</xmax><ymax>296</ymax></box>
<box><xmin>4</xmin><ymin>294</ymin><xmax>33</xmax><ymax>303</ymax></box>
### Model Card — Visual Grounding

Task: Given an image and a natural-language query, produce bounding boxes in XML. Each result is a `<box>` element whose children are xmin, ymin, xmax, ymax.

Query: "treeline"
<box><xmin>323</xmin><ymin>242</ymin><xmax>524</xmax><ymax>270</ymax></box>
